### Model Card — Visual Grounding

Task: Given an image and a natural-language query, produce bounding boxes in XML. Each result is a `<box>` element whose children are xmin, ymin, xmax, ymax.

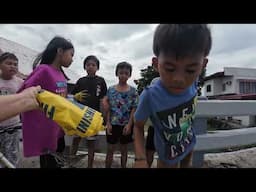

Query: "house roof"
<box><xmin>208</xmin><ymin>93</ymin><xmax>256</xmax><ymax>100</ymax></box>
<box><xmin>204</xmin><ymin>71</ymin><xmax>225</xmax><ymax>81</ymax></box>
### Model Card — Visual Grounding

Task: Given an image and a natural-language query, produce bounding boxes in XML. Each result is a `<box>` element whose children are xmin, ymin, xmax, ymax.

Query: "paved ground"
<box><xmin>16</xmin><ymin>142</ymin><xmax>157</xmax><ymax>168</ymax></box>
<box><xmin>12</xmin><ymin>141</ymin><xmax>256</xmax><ymax>168</ymax></box>
<box><xmin>18</xmin><ymin>151</ymin><xmax>158</xmax><ymax>168</ymax></box>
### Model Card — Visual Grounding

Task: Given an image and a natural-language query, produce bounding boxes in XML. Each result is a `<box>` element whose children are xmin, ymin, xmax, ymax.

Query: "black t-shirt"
<box><xmin>71</xmin><ymin>75</ymin><xmax>107</xmax><ymax>111</ymax></box>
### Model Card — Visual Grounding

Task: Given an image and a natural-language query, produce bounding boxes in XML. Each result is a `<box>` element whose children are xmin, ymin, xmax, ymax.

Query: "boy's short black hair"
<box><xmin>0</xmin><ymin>52</ymin><xmax>18</xmax><ymax>64</ymax></box>
<box><xmin>115</xmin><ymin>61</ymin><xmax>132</xmax><ymax>76</ymax></box>
<box><xmin>83</xmin><ymin>55</ymin><xmax>100</xmax><ymax>70</ymax></box>
<box><xmin>153</xmin><ymin>24</ymin><xmax>212</xmax><ymax>59</ymax></box>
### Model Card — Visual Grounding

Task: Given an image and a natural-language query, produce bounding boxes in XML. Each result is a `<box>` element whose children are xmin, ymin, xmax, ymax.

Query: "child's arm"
<box><xmin>100</xmin><ymin>96</ymin><xmax>108</xmax><ymax>124</ymax></box>
<box><xmin>133</xmin><ymin>119</ymin><xmax>148</xmax><ymax>168</ymax></box>
<box><xmin>71</xmin><ymin>79</ymin><xmax>80</xmax><ymax>95</ymax></box>
<box><xmin>103</xmin><ymin>96</ymin><xmax>112</xmax><ymax>135</ymax></box>
<box><xmin>99</xmin><ymin>79</ymin><xmax>108</xmax><ymax>114</ymax></box>
<box><xmin>123</xmin><ymin>108</ymin><xmax>136</xmax><ymax>135</ymax></box>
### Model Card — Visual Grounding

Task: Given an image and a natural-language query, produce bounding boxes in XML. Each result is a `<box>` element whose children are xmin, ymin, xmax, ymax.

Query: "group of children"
<box><xmin>0</xmin><ymin>24</ymin><xmax>212</xmax><ymax>168</ymax></box>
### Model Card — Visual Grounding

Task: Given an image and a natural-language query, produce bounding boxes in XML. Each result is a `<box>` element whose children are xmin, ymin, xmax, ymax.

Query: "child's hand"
<box><xmin>106</xmin><ymin>123</ymin><xmax>112</xmax><ymax>135</ymax></box>
<box><xmin>122</xmin><ymin>124</ymin><xmax>131</xmax><ymax>135</ymax></box>
<box><xmin>74</xmin><ymin>90</ymin><xmax>89</xmax><ymax>103</ymax></box>
<box><xmin>133</xmin><ymin>160</ymin><xmax>148</xmax><ymax>168</ymax></box>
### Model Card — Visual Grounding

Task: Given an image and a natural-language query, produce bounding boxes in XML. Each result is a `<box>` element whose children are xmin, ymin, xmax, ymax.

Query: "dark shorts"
<box><xmin>106</xmin><ymin>125</ymin><xmax>133</xmax><ymax>145</ymax></box>
<box><xmin>146</xmin><ymin>126</ymin><xmax>155</xmax><ymax>151</ymax></box>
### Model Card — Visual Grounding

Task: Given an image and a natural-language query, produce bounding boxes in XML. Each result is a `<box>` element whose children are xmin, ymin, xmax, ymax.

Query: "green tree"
<box><xmin>134</xmin><ymin>65</ymin><xmax>159</xmax><ymax>95</ymax></box>
<box><xmin>135</xmin><ymin>65</ymin><xmax>205</xmax><ymax>96</ymax></box>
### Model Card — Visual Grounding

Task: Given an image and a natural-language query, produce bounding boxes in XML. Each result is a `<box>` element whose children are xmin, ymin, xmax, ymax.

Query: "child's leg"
<box><xmin>105</xmin><ymin>144</ymin><xmax>116</xmax><ymax>168</ymax></box>
<box><xmin>157</xmin><ymin>159</ymin><xmax>179</xmax><ymax>168</ymax></box>
<box><xmin>70</xmin><ymin>136</ymin><xmax>82</xmax><ymax>155</ymax></box>
<box><xmin>145</xmin><ymin>126</ymin><xmax>155</xmax><ymax>167</ymax></box>
<box><xmin>120</xmin><ymin>144</ymin><xmax>128</xmax><ymax>168</ymax></box>
<box><xmin>106</xmin><ymin>125</ymin><xmax>120</xmax><ymax>168</ymax></box>
<box><xmin>119</xmin><ymin>125</ymin><xmax>133</xmax><ymax>168</ymax></box>
<box><xmin>146</xmin><ymin>149</ymin><xmax>155</xmax><ymax>168</ymax></box>
<box><xmin>56</xmin><ymin>136</ymin><xmax>65</xmax><ymax>153</ymax></box>
<box><xmin>40</xmin><ymin>137</ymin><xmax>66</xmax><ymax>168</ymax></box>
<box><xmin>87</xmin><ymin>137</ymin><xmax>96</xmax><ymax>168</ymax></box>
<box><xmin>2</xmin><ymin>131</ymin><xmax>20</xmax><ymax>167</ymax></box>
<box><xmin>180</xmin><ymin>151</ymin><xmax>193</xmax><ymax>168</ymax></box>
<box><xmin>0</xmin><ymin>133</ymin><xmax>4</xmax><ymax>168</ymax></box>
<box><xmin>40</xmin><ymin>154</ymin><xmax>58</xmax><ymax>168</ymax></box>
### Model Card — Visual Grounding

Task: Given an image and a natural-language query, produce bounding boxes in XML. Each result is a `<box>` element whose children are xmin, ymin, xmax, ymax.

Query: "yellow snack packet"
<box><xmin>36</xmin><ymin>90</ymin><xmax>105</xmax><ymax>137</ymax></box>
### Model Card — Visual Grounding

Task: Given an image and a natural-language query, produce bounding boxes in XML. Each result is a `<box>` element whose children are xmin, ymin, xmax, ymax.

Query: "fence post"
<box><xmin>192</xmin><ymin>96</ymin><xmax>208</xmax><ymax>168</ymax></box>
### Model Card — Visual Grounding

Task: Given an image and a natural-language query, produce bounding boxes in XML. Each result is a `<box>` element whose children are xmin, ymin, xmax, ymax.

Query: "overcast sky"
<box><xmin>0</xmin><ymin>24</ymin><xmax>255</xmax><ymax>86</ymax></box>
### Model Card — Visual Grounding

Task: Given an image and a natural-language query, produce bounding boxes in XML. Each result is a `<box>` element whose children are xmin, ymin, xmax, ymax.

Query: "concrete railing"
<box><xmin>195</xmin><ymin>127</ymin><xmax>256</xmax><ymax>151</ymax></box>
<box><xmin>192</xmin><ymin>99</ymin><xmax>256</xmax><ymax>167</ymax></box>
<box><xmin>65</xmin><ymin>99</ymin><xmax>256</xmax><ymax>168</ymax></box>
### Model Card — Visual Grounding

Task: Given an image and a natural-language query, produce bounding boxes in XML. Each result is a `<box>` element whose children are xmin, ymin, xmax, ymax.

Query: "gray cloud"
<box><xmin>130</xmin><ymin>32</ymin><xmax>154</xmax><ymax>60</ymax></box>
<box><xmin>95</xmin><ymin>45</ymin><xmax>108</xmax><ymax>54</ymax></box>
<box><xmin>90</xmin><ymin>24</ymin><xmax>152</xmax><ymax>42</ymax></box>
<box><xmin>211</xmin><ymin>24</ymin><xmax>256</xmax><ymax>55</ymax></box>
<box><xmin>1</xmin><ymin>24</ymin><xmax>256</xmax><ymax>87</ymax></box>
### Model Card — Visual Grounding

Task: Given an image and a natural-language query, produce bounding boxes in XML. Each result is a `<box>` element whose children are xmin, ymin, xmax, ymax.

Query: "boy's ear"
<box><xmin>152</xmin><ymin>57</ymin><xmax>158</xmax><ymax>72</ymax></box>
<box><xmin>203</xmin><ymin>58</ymin><xmax>208</xmax><ymax>68</ymax></box>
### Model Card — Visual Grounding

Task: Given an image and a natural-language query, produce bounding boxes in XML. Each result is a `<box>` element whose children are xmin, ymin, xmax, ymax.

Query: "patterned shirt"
<box><xmin>107</xmin><ymin>85</ymin><xmax>138</xmax><ymax>126</ymax></box>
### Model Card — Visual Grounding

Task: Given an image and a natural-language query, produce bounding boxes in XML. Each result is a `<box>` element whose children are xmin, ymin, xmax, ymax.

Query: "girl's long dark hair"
<box><xmin>33</xmin><ymin>36</ymin><xmax>74</xmax><ymax>80</ymax></box>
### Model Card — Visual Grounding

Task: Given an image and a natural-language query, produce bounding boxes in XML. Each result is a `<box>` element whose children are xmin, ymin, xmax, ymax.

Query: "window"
<box><xmin>222</xmin><ymin>84</ymin><xmax>226</xmax><ymax>91</ymax></box>
<box><xmin>206</xmin><ymin>85</ymin><xmax>211</xmax><ymax>92</ymax></box>
<box><xmin>239</xmin><ymin>81</ymin><xmax>256</xmax><ymax>94</ymax></box>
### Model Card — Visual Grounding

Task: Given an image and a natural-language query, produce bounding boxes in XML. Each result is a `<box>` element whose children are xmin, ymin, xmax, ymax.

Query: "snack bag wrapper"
<box><xmin>36</xmin><ymin>90</ymin><xmax>105</xmax><ymax>137</ymax></box>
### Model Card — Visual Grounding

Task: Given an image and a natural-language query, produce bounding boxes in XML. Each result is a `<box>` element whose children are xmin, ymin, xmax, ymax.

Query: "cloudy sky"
<box><xmin>0</xmin><ymin>24</ymin><xmax>255</xmax><ymax>86</ymax></box>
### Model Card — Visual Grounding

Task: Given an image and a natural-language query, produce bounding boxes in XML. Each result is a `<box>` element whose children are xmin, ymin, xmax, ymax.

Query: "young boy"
<box><xmin>0</xmin><ymin>52</ymin><xmax>24</xmax><ymax>167</ymax></box>
<box><xmin>70</xmin><ymin>55</ymin><xmax>107</xmax><ymax>168</ymax></box>
<box><xmin>134</xmin><ymin>24</ymin><xmax>212</xmax><ymax>168</ymax></box>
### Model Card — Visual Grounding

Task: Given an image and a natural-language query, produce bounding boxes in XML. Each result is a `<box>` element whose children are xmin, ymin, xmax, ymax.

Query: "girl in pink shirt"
<box><xmin>20</xmin><ymin>36</ymin><xmax>74</xmax><ymax>168</ymax></box>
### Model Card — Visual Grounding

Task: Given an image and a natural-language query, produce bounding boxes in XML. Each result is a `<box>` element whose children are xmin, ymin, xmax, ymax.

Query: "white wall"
<box><xmin>225</xmin><ymin>67</ymin><xmax>256</xmax><ymax>78</ymax></box>
<box><xmin>204</xmin><ymin>77</ymin><xmax>235</xmax><ymax>96</ymax></box>
<box><xmin>221</xmin><ymin>76</ymin><xmax>235</xmax><ymax>94</ymax></box>
<box><xmin>212</xmin><ymin>78</ymin><xmax>223</xmax><ymax>95</ymax></box>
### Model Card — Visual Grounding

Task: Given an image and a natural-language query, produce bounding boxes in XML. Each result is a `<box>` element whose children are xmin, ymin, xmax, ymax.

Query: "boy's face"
<box><xmin>0</xmin><ymin>58</ymin><xmax>18</xmax><ymax>80</ymax></box>
<box><xmin>117</xmin><ymin>68</ymin><xmax>131</xmax><ymax>84</ymax></box>
<box><xmin>153</xmin><ymin>53</ymin><xmax>208</xmax><ymax>95</ymax></box>
<box><xmin>85</xmin><ymin>59</ymin><xmax>98</xmax><ymax>76</ymax></box>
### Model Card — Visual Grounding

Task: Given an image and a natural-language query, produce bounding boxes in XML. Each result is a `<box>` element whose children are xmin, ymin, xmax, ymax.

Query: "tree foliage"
<box><xmin>134</xmin><ymin>65</ymin><xmax>159</xmax><ymax>95</ymax></box>
<box><xmin>134</xmin><ymin>65</ymin><xmax>206</xmax><ymax>96</ymax></box>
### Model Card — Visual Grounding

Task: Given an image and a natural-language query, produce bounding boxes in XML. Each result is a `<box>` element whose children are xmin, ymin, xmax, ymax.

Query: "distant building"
<box><xmin>204</xmin><ymin>67</ymin><xmax>256</xmax><ymax>126</ymax></box>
